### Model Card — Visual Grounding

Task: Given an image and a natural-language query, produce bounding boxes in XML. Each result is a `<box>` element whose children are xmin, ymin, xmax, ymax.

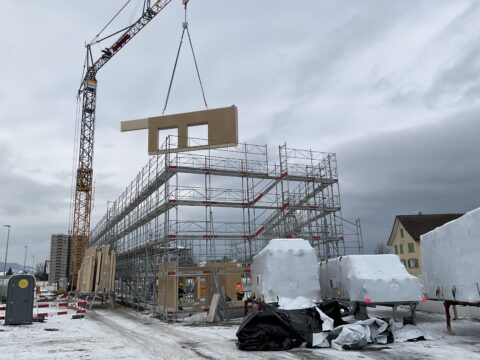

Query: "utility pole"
<box><xmin>3</xmin><ymin>225</ymin><xmax>11</xmax><ymax>274</ymax></box>
<box><xmin>23</xmin><ymin>245</ymin><xmax>28</xmax><ymax>272</ymax></box>
<box><xmin>32</xmin><ymin>255</ymin><xmax>35</xmax><ymax>274</ymax></box>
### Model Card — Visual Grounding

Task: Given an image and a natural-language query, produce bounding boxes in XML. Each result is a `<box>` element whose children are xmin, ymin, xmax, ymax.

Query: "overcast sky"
<box><xmin>0</xmin><ymin>0</ymin><xmax>479</xmax><ymax>265</ymax></box>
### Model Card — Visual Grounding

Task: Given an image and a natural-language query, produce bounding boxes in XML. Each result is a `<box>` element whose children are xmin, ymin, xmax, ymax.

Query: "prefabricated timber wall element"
<box><xmin>157</xmin><ymin>261</ymin><xmax>246</xmax><ymax>314</ymax></box>
<box><xmin>121</xmin><ymin>105</ymin><xmax>238</xmax><ymax>154</ymax></box>
<box><xmin>76</xmin><ymin>245</ymin><xmax>116</xmax><ymax>294</ymax></box>
<box><xmin>157</xmin><ymin>261</ymin><xmax>177</xmax><ymax>313</ymax></box>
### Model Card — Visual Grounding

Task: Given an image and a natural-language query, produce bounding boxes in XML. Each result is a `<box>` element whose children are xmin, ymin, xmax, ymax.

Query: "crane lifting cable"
<box><xmin>163</xmin><ymin>0</ymin><xmax>208</xmax><ymax>114</ymax></box>
<box><xmin>89</xmin><ymin>0</ymin><xmax>149</xmax><ymax>46</ymax></box>
<box><xmin>89</xmin><ymin>0</ymin><xmax>133</xmax><ymax>45</ymax></box>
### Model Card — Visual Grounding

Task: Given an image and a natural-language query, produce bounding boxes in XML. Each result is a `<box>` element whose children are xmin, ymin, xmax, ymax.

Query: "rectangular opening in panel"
<box><xmin>187</xmin><ymin>124</ymin><xmax>208</xmax><ymax>147</ymax></box>
<box><xmin>158</xmin><ymin>128</ymin><xmax>178</xmax><ymax>149</ymax></box>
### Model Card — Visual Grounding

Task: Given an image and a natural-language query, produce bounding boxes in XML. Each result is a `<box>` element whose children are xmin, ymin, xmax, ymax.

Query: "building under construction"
<box><xmin>89</xmin><ymin>136</ymin><xmax>363</xmax><ymax>315</ymax></box>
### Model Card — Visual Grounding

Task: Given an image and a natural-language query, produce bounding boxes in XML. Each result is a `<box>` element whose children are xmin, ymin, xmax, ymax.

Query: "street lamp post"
<box><xmin>23</xmin><ymin>245</ymin><xmax>28</xmax><ymax>272</ymax></box>
<box><xmin>3</xmin><ymin>225</ymin><xmax>11</xmax><ymax>274</ymax></box>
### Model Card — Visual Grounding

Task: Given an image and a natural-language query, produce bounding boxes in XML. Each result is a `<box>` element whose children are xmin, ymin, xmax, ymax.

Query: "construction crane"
<box><xmin>70</xmin><ymin>0</ymin><xmax>176</xmax><ymax>289</ymax></box>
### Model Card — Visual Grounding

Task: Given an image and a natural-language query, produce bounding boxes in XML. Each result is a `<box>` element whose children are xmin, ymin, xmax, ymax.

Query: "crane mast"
<box><xmin>70</xmin><ymin>0</ymin><xmax>174</xmax><ymax>289</ymax></box>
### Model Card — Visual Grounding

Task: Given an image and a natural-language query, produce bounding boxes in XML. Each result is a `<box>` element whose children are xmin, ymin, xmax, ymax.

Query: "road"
<box><xmin>86</xmin><ymin>307</ymin><xmax>480</xmax><ymax>360</ymax></box>
<box><xmin>2</xmin><ymin>306</ymin><xmax>480</xmax><ymax>359</ymax></box>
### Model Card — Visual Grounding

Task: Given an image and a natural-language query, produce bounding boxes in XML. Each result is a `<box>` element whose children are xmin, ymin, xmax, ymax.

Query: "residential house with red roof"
<box><xmin>387</xmin><ymin>213</ymin><xmax>463</xmax><ymax>275</ymax></box>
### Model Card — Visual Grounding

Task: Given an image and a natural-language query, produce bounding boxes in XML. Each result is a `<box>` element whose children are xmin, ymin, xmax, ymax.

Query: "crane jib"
<box><xmin>112</xmin><ymin>33</ymin><xmax>131</xmax><ymax>53</ymax></box>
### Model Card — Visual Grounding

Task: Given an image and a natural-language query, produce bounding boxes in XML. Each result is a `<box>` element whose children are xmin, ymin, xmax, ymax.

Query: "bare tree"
<box><xmin>374</xmin><ymin>243</ymin><xmax>392</xmax><ymax>254</ymax></box>
<box><xmin>34</xmin><ymin>262</ymin><xmax>48</xmax><ymax>281</ymax></box>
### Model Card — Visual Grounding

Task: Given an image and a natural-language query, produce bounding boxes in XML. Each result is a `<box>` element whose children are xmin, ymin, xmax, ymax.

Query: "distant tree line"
<box><xmin>374</xmin><ymin>243</ymin><xmax>392</xmax><ymax>254</ymax></box>
<box><xmin>34</xmin><ymin>262</ymin><xmax>48</xmax><ymax>281</ymax></box>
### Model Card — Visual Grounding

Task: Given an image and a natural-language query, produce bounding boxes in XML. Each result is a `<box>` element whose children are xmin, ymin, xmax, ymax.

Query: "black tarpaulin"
<box><xmin>236</xmin><ymin>308</ymin><xmax>304</xmax><ymax>350</ymax></box>
<box><xmin>236</xmin><ymin>306</ymin><xmax>326</xmax><ymax>350</ymax></box>
<box><xmin>318</xmin><ymin>300</ymin><xmax>348</xmax><ymax>328</ymax></box>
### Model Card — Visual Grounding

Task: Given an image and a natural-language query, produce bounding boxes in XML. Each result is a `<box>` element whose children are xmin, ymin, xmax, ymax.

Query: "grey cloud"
<box><xmin>385</xmin><ymin>2</ymin><xmax>480</xmax><ymax>109</ymax></box>
<box><xmin>289</xmin><ymin>1</ymin><xmax>413</xmax><ymax>99</ymax></box>
<box><xmin>1</xmin><ymin>0</ymin><xmax>479</xmax><ymax>265</ymax></box>
<box><xmin>0</xmin><ymin>143</ymin><xmax>69</xmax><ymax>217</ymax></box>
<box><xmin>0</xmin><ymin>142</ymin><xmax>71</xmax><ymax>263</ymax></box>
<box><xmin>385</xmin><ymin>83</ymin><xmax>424</xmax><ymax>107</ymax></box>
<box><xmin>425</xmin><ymin>43</ymin><xmax>480</xmax><ymax>107</ymax></box>
<box><xmin>337</xmin><ymin>110</ymin><xmax>480</xmax><ymax>253</ymax></box>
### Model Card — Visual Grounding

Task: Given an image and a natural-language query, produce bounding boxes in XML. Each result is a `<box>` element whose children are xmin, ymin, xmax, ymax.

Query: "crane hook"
<box><xmin>182</xmin><ymin>0</ymin><xmax>189</xmax><ymax>29</ymax></box>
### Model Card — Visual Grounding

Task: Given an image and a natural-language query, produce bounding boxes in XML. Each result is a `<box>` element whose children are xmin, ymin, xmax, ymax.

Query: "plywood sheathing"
<box><xmin>208</xmin><ymin>262</ymin><xmax>244</xmax><ymax>302</ymax></box>
<box><xmin>157</xmin><ymin>261</ymin><xmax>245</xmax><ymax>312</ymax></box>
<box><xmin>79</xmin><ymin>246</ymin><xmax>97</xmax><ymax>293</ymax></box>
<box><xmin>76</xmin><ymin>245</ymin><xmax>116</xmax><ymax>294</ymax></box>
<box><xmin>157</xmin><ymin>261</ymin><xmax>177</xmax><ymax>312</ymax></box>
<box><xmin>121</xmin><ymin>105</ymin><xmax>238</xmax><ymax>154</ymax></box>
<box><xmin>94</xmin><ymin>250</ymin><xmax>102</xmax><ymax>292</ymax></box>
<box><xmin>108</xmin><ymin>251</ymin><xmax>116</xmax><ymax>293</ymax></box>
<box><xmin>100</xmin><ymin>245</ymin><xmax>111</xmax><ymax>293</ymax></box>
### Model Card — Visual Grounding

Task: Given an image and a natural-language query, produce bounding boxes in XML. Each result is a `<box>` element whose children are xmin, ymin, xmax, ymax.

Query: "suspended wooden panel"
<box><xmin>121</xmin><ymin>105</ymin><xmax>238</xmax><ymax>154</ymax></box>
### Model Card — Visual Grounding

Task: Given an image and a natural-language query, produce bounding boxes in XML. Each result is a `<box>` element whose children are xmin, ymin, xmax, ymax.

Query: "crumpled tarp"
<box><xmin>389</xmin><ymin>320</ymin><xmax>433</xmax><ymax>343</ymax></box>
<box><xmin>278</xmin><ymin>296</ymin><xmax>315</xmax><ymax>310</ymax></box>
<box><xmin>318</xmin><ymin>300</ymin><xmax>348</xmax><ymax>328</ymax></box>
<box><xmin>330</xmin><ymin>317</ymin><xmax>389</xmax><ymax>350</ymax></box>
<box><xmin>236</xmin><ymin>305</ymin><xmax>330</xmax><ymax>350</ymax></box>
<box><xmin>236</xmin><ymin>308</ymin><xmax>304</xmax><ymax>350</ymax></box>
<box><xmin>236</xmin><ymin>301</ymin><xmax>430</xmax><ymax>352</ymax></box>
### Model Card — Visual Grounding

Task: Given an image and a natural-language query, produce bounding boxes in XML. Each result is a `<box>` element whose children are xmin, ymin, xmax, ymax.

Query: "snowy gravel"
<box><xmin>2</xmin><ymin>306</ymin><xmax>480</xmax><ymax>359</ymax></box>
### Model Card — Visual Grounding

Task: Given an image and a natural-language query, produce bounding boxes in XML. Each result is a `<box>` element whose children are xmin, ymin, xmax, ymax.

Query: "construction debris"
<box><xmin>236</xmin><ymin>302</ymin><xmax>431</xmax><ymax>352</ymax></box>
<box><xmin>236</xmin><ymin>306</ymin><xmax>323</xmax><ymax>350</ymax></box>
<box><xmin>331</xmin><ymin>317</ymin><xmax>389</xmax><ymax>350</ymax></box>
<box><xmin>76</xmin><ymin>245</ymin><xmax>116</xmax><ymax>294</ymax></box>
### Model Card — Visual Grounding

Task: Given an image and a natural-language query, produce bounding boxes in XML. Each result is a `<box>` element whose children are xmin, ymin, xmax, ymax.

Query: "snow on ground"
<box><xmin>2</xmin><ymin>306</ymin><xmax>480</xmax><ymax>359</ymax></box>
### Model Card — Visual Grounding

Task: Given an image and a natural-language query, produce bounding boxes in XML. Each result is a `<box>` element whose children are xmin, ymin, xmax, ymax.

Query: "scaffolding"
<box><xmin>89</xmin><ymin>137</ymin><xmax>363</xmax><ymax>314</ymax></box>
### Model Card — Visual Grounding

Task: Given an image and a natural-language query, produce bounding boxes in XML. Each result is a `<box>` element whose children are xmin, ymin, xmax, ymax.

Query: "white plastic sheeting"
<box><xmin>389</xmin><ymin>321</ymin><xmax>433</xmax><ymax>343</ymax></box>
<box><xmin>421</xmin><ymin>207</ymin><xmax>480</xmax><ymax>302</ymax></box>
<box><xmin>319</xmin><ymin>255</ymin><xmax>423</xmax><ymax>303</ymax></box>
<box><xmin>250</xmin><ymin>239</ymin><xmax>321</xmax><ymax>303</ymax></box>
<box><xmin>312</xmin><ymin>307</ymin><xmax>335</xmax><ymax>348</ymax></box>
<box><xmin>328</xmin><ymin>318</ymin><xmax>432</xmax><ymax>350</ymax></box>
<box><xmin>330</xmin><ymin>318</ymin><xmax>389</xmax><ymax>350</ymax></box>
<box><xmin>278</xmin><ymin>296</ymin><xmax>316</xmax><ymax>310</ymax></box>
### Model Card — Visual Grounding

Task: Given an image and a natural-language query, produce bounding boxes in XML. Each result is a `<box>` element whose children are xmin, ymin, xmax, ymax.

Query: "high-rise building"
<box><xmin>49</xmin><ymin>234</ymin><xmax>71</xmax><ymax>283</ymax></box>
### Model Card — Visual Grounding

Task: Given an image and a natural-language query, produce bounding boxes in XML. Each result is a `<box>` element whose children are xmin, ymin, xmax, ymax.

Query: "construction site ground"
<box><xmin>2</xmin><ymin>306</ymin><xmax>480</xmax><ymax>359</ymax></box>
